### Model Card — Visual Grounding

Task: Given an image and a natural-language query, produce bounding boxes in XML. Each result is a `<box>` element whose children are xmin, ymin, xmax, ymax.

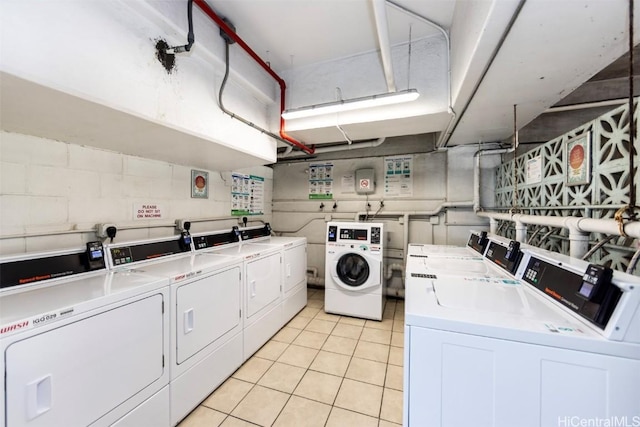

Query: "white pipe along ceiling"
<box><xmin>372</xmin><ymin>0</ymin><xmax>398</xmax><ymax>93</ymax></box>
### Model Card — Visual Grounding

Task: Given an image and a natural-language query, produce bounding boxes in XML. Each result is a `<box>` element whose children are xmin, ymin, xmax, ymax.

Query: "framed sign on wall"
<box><xmin>565</xmin><ymin>132</ymin><xmax>591</xmax><ymax>186</ymax></box>
<box><xmin>191</xmin><ymin>169</ymin><xmax>209</xmax><ymax>198</ymax></box>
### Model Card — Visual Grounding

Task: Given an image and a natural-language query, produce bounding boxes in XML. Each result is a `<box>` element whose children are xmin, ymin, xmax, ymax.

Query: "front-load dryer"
<box><xmin>238</xmin><ymin>224</ymin><xmax>308</xmax><ymax>327</ymax></box>
<box><xmin>325</xmin><ymin>221</ymin><xmax>384</xmax><ymax>320</ymax></box>
<box><xmin>106</xmin><ymin>235</ymin><xmax>244</xmax><ymax>426</ymax></box>
<box><xmin>0</xmin><ymin>246</ymin><xmax>171</xmax><ymax>427</ymax></box>
<box><xmin>193</xmin><ymin>228</ymin><xmax>283</xmax><ymax>360</ymax></box>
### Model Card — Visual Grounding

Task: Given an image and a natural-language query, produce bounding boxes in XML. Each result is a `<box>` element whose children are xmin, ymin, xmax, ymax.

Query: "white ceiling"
<box><xmin>209</xmin><ymin>0</ymin><xmax>455</xmax><ymax>73</ymax></box>
<box><xmin>206</xmin><ymin>0</ymin><xmax>638</xmax><ymax>149</ymax></box>
<box><xmin>1</xmin><ymin>0</ymin><xmax>637</xmax><ymax>168</ymax></box>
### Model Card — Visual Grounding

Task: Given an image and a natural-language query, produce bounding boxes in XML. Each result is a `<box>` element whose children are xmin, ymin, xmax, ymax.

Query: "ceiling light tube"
<box><xmin>281</xmin><ymin>89</ymin><xmax>420</xmax><ymax>120</ymax></box>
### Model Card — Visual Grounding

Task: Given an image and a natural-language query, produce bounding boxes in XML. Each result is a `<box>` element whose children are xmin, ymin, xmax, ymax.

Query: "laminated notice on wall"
<box><xmin>231</xmin><ymin>173</ymin><xmax>264</xmax><ymax>216</ymax></box>
<box><xmin>526</xmin><ymin>156</ymin><xmax>542</xmax><ymax>184</ymax></box>
<box><xmin>309</xmin><ymin>163</ymin><xmax>333</xmax><ymax>199</ymax></box>
<box><xmin>384</xmin><ymin>155</ymin><xmax>413</xmax><ymax>197</ymax></box>
<box><xmin>341</xmin><ymin>174</ymin><xmax>355</xmax><ymax>194</ymax></box>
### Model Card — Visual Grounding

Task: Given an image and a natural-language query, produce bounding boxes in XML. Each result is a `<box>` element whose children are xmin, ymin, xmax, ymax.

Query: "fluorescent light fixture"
<box><xmin>282</xmin><ymin>88</ymin><xmax>420</xmax><ymax>120</ymax></box>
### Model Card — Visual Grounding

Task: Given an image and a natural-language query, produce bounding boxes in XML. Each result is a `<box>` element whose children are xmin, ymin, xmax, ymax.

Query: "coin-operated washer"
<box><xmin>0</xmin><ymin>243</ymin><xmax>171</xmax><ymax>427</ymax></box>
<box><xmin>407</xmin><ymin>230</ymin><xmax>490</xmax><ymax>258</ymax></box>
<box><xmin>325</xmin><ymin>221</ymin><xmax>385</xmax><ymax>320</ymax></box>
<box><xmin>404</xmin><ymin>244</ymin><xmax>640</xmax><ymax>427</ymax></box>
<box><xmin>106</xmin><ymin>228</ymin><xmax>244</xmax><ymax>426</ymax></box>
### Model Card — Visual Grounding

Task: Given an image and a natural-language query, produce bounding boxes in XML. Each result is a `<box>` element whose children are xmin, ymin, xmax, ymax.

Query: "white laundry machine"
<box><xmin>404</xmin><ymin>244</ymin><xmax>640</xmax><ymax>427</ymax></box>
<box><xmin>406</xmin><ymin>234</ymin><xmax>522</xmax><ymax>280</ymax></box>
<box><xmin>106</xmin><ymin>233</ymin><xmax>244</xmax><ymax>426</ymax></box>
<box><xmin>325</xmin><ymin>221</ymin><xmax>385</xmax><ymax>320</ymax></box>
<box><xmin>239</xmin><ymin>224</ymin><xmax>308</xmax><ymax>326</ymax></box>
<box><xmin>193</xmin><ymin>227</ymin><xmax>283</xmax><ymax>360</ymax></box>
<box><xmin>407</xmin><ymin>230</ymin><xmax>490</xmax><ymax>258</ymax></box>
<box><xmin>0</xmin><ymin>245</ymin><xmax>171</xmax><ymax>427</ymax></box>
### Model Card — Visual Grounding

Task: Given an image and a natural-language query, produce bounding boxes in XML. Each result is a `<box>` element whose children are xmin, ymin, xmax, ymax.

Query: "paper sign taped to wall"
<box><xmin>133</xmin><ymin>203</ymin><xmax>165</xmax><ymax>220</ymax></box>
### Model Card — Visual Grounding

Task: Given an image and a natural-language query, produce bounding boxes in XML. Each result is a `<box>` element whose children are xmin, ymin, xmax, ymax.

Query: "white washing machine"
<box><xmin>193</xmin><ymin>227</ymin><xmax>283</xmax><ymax>360</ymax></box>
<box><xmin>406</xmin><ymin>235</ymin><xmax>522</xmax><ymax>280</ymax></box>
<box><xmin>239</xmin><ymin>224</ymin><xmax>308</xmax><ymax>326</ymax></box>
<box><xmin>0</xmin><ymin>245</ymin><xmax>171</xmax><ymax>427</ymax></box>
<box><xmin>404</xmin><ymin>241</ymin><xmax>640</xmax><ymax>426</ymax></box>
<box><xmin>407</xmin><ymin>229</ymin><xmax>490</xmax><ymax>258</ymax></box>
<box><xmin>106</xmin><ymin>234</ymin><xmax>244</xmax><ymax>426</ymax></box>
<box><xmin>325</xmin><ymin>222</ymin><xmax>385</xmax><ymax>321</ymax></box>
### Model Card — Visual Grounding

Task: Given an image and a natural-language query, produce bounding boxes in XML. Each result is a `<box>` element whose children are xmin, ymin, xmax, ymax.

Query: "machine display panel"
<box><xmin>467</xmin><ymin>232</ymin><xmax>488</xmax><ymax>254</ymax></box>
<box><xmin>339</xmin><ymin>228</ymin><xmax>368</xmax><ymax>241</ymax></box>
<box><xmin>194</xmin><ymin>231</ymin><xmax>239</xmax><ymax>250</ymax></box>
<box><xmin>110</xmin><ymin>239</ymin><xmax>189</xmax><ymax>266</ymax></box>
<box><xmin>0</xmin><ymin>252</ymin><xmax>101</xmax><ymax>289</ymax></box>
<box><xmin>485</xmin><ymin>241</ymin><xmax>521</xmax><ymax>273</ymax></box>
<box><xmin>522</xmin><ymin>257</ymin><xmax>622</xmax><ymax>328</ymax></box>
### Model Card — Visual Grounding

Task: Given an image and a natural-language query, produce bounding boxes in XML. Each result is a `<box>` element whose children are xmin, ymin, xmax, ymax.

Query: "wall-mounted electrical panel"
<box><xmin>355</xmin><ymin>168</ymin><xmax>375</xmax><ymax>194</ymax></box>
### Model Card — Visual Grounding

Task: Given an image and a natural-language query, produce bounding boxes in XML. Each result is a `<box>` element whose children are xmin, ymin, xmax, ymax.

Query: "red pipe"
<box><xmin>193</xmin><ymin>0</ymin><xmax>315</xmax><ymax>155</ymax></box>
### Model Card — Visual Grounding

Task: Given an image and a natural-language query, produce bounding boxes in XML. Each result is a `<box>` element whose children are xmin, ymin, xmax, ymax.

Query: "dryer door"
<box><xmin>331</xmin><ymin>251</ymin><xmax>380</xmax><ymax>291</ymax></box>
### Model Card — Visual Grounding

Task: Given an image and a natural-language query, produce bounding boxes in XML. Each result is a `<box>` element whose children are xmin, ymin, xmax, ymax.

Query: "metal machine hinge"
<box><xmin>162</xmin><ymin>355</ymin><xmax>165</xmax><ymax>368</ymax></box>
<box><xmin>162</xmin><ymin>301</ymin><xmax>165</xmax><ymax>314</ymax></box>
<box><xmin>239</xmin><ymin>309</ymin><xmax>242</xmax><ymax>318</ymax></box>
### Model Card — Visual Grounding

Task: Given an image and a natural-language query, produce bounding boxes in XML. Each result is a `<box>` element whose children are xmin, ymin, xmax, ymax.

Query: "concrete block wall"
<box><xmin>0</xmin><ymin>131</ymin><xmax>273</xmax><ymax>255</ymax></box>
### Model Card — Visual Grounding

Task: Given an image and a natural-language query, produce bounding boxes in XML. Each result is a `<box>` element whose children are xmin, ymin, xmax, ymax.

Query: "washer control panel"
<box><xmin>371</xmin><ymin>227</ymin><xmax>381</xmax><ymax>244</ymax></box>
<box><xmin>326</xmin><ymin>222</ymin><xmax>384</xmax><ymax>248</ymax></box>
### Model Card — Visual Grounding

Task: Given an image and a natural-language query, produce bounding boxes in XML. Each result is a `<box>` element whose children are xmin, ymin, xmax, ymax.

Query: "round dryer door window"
<box><xmin>336</xmin><ymin>253</ymin><xmax>370</xmax><ymax>287</ymax></box>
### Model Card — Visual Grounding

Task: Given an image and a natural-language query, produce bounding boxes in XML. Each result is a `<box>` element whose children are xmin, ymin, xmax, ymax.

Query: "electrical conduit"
<box><xmin>193</xmin><ymin>0</ymin><xmax>315</xmax><ymax>155</ymax></box>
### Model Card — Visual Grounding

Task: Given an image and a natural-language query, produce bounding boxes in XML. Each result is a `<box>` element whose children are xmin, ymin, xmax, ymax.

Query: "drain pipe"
<box><xmin>489</xmin><ymin>217</ymin><xmax>499</xmax><ymax>234</ymax></box>
<box><xmin>372</xmin><ymin>0</ymin><xmax>397</xmax><ymax>92</ymax></box>
<box><xmin>515</xmin><ymin>220</ymin><xmax>527</xmax><ymax>243</ymax></box>
<box><xmin>474</xmin><ymin>146</ymin><xmax>513</xmax><ymax>212</ymax></box>
<box><xmin>193</xmin><ymin>0</ymin><xmax>314</xmax><ymax>155</ymax></box>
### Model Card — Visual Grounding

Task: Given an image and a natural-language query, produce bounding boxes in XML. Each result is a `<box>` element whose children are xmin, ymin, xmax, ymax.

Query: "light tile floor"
<box><xmin>179</xmin><ymin>289</ymin><xmax>405</xmax><ymax>427</ymax></box>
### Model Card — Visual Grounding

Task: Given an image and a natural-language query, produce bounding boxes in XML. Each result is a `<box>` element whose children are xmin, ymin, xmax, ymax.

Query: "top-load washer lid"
<box><xmin>202</xmin><ymin>242</ymin><xmax>282</xmax><ymax>259</ymax></box>
<box><xmin>404</xmin><ymin>275</ymin><xmax>640</xmax><ymax>358</ymax></box>
<box><xmin>433</xmin><ymin>276</ymin><xmax>561</xmax><ymax>318</ymax></box>
<box><xmin>127</xmin><ymin>252</ymin><xmax>242</xmax><ymax>284</ymax></box>
<box><xmin>408</xmin><ymin>244</ymin><xmax>478</xmax><ymax>257</ymax></box>
<box><xmin>418</xmin><ymin>256</ymin><xmax>507</xmax><ymax>277</ymax></box>
<box><xmin>0</xmin><ymin>270</ymin><xmax>169</xmax><ymax>337</ymax></box>
<box><xmin>250</xmin><ymin>236</ymin><xmax>307</xmax><ymax>248</ymax></box>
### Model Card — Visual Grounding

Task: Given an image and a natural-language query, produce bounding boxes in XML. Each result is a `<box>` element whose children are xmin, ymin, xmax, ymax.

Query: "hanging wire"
<box><xmin>581</xmin><ymin>235</ymin><xmax>617</xmax><ymax>260</ymax></box>
<box><xmin>629</xmin><ymin>0</ymin><xmax>636</xmax><ymax>208</ymax></box>
<box><xmin>512</xmin><ymin>104</ymin><xmax>519</xmax><ymax>212</ymax></box>
<box><xmin>407</xmin><ymin>24</ymin><xmax>413</xmax><ymax>90</ymax></box>
<box><xmin>614</xmin><ymin>0</ymin><xmax>639</xmax><ymax>236</ymax></box>
<box><xmin>334</xmin><ymin>87</ymin><xmax>354</xmax><ymax>144</ymax></box>
<box><xmin>539</xmin><ymin>227</ymin><xmax>558</xmax><ymax>243</ymax></box>
<box><xmin>526</xmin><ymin>226</ymin><xmax>545</xmax><ymax>244</ymax></box>
<box><xmin>626</xmin><ymin>245</ymin><xmax>640</xmax><ymax>274</ymax></box>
